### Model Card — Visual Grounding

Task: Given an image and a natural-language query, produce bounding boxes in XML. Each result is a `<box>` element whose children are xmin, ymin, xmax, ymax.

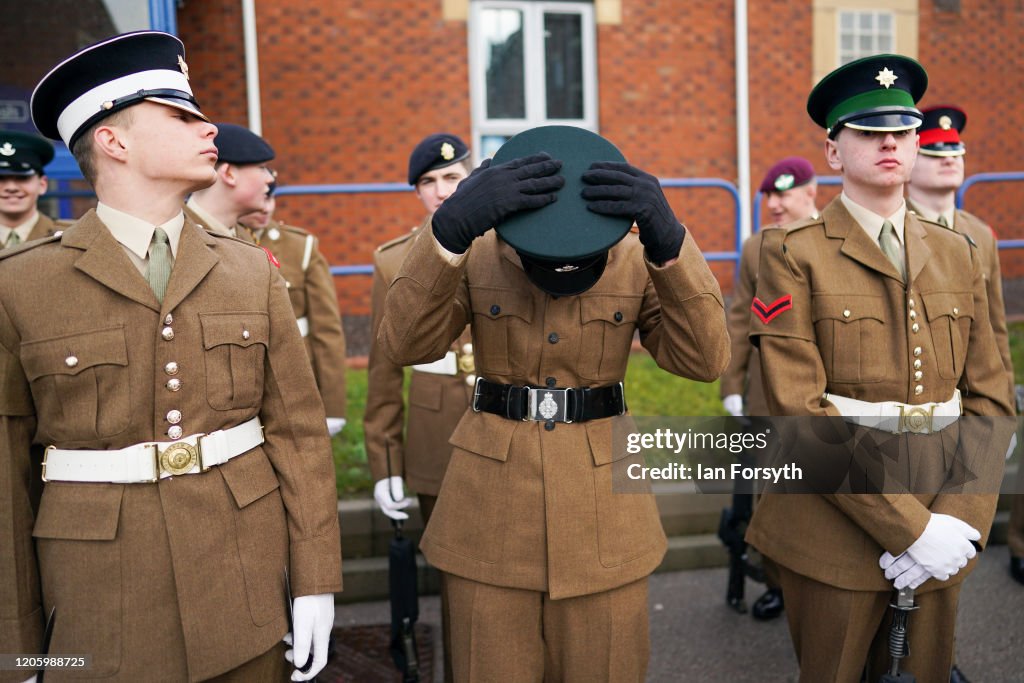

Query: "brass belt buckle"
<box><xmin>898</xmin><ymin>404</ymin><xmax>936</xmax><ymax>434</ymax></box>
<box><xmin>158</xmin><ymin>440</ymin><xmax>202</xmax><ymax>477</ymax></box>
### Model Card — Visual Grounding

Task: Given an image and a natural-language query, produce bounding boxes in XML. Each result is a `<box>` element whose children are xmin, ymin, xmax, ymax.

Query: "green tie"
<box><xmin>879</xmin><ymin>220</ymin><xmax>905</xmax><ymax>280</ymax></box>
<box><xmin>937</xmin><ymin>214</ymin><xmax>950</xmax><ymax>229</ymax></box>
<box><xmin>147</xmin><ymin>227</ymin><xmax>172</xmax><ymax>303</ymax></box>
<box><xmin>3</xmin><ymin>231</ymin><xmax>21</xmax><ymax>249</ymax></box>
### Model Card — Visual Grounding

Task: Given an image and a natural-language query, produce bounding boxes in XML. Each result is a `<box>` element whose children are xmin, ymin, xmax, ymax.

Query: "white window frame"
<box><xmin>468</xmin><ymin>0</ymin><xmax>598</xmax><ymax>161</ymax></box>
<box><xmin>837</xmin><ymin>9</ymin><xmax>896</xmax><ymax>64</ymax></box>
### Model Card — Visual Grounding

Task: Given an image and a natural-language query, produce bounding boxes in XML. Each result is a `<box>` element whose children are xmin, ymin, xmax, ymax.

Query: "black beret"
<box><xmin>0</xmin><ymin>131</ymin><xmax>55</xmax><ymax>176</ymax></box>
<box><xmin>31</xmin><ymin>31</ymin><xmax>207</xmax><ymax>149</ymax></box>
<box><xmin>213</xmin><ymin>123</ymin><xmax>275</xmax><ymax>165</ymax></box>
<box><xmin>408</xmin><ymin>133</ymin><xmax>470</xmax><ymax>185</ymax></box>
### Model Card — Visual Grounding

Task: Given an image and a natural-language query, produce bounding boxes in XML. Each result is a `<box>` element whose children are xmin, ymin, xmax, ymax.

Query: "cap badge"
<box><xmin>440</xmin><ymin>142</ymin><xmax>455</xmax><ymax>161</ymax></box>
<box><xmin>178</xmin><ymin>54</ymin><xmax>190</xmax><ymax>81</ymax></box>
<box><xmin>939</xmin><ymin>115</ymin><xmax>953</xmax><ymax>130</ymax></box>
<box><xmin>0</xmin><ymin>143</ymin><xmax>14</xmax><ymax>157</ymax></box>
<box><xmin>554</xmin><ymin>263</ymin><xmax>579</xmax><ymax>272</ymax></box>
<box><xmin>875</xmin><ymin>67</ymin><xmax>898</xmax><ymax>89</ymax></box>
<box><xmin>774</xmin><ymin>174</ymin><xmax>795</xmax><ymax>191</ymax></box>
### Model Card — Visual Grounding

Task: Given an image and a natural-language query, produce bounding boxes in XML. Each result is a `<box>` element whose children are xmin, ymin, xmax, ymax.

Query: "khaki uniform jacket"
<box><xmin>379</xmin><ymin>227</ymin><xmax>729</xmax><ymax>599</ymax></box>
<box><xmin>720</xmin><ymin>228</ymin><xmax>778</xmax><ymax>416</ymax></box>
<box><xmin>364</xmin><ymin>224</ymin><xmax>472</xmax><ymax>496</ymax></box>
<box><xmin>0</xmin><ymin>212</ymin><xmax>342</xmax><ymax>682</ymax></box>
<box><xmin>746</xmin><ymin>198</ymin><xmax>1013</xmax><ymax>592</ymax></box>
<box><xmin>247</xmin><ymin>219</ymin><xmax>348</xmax><ymax>418</ymax></box>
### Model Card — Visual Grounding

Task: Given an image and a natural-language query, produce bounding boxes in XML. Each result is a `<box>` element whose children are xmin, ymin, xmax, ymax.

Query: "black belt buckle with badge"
<box><xmin>472</xmin><ymin>377</ymin><xmax>625</xmax><ymax>423</ymax></box>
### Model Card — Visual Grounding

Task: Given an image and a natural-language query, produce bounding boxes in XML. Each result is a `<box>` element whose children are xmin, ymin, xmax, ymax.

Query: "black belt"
<box><xmin>472</xmin><ymin>378</ymin><xmax>626</xmax><ymax>423</ymax></box>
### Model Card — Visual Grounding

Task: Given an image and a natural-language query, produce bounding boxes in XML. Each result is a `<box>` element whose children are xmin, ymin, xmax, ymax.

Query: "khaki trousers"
<box><xmin>205</xmin><ymin>641</ymin><xmax>290</xmax><ymax>682</ymax></box>
<box><xmin>777</xmin><ymin>564</ymin><xmax>960</xmax><ymax>683</ymax></box>
<box><xmin>444</xmin><ymin>573</ymin><xmax>649</xmax><ymax>683</ymax></box>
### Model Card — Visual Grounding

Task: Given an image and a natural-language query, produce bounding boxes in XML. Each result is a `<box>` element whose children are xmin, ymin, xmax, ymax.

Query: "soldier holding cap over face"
<box><xmin>745</xmin><ymin>55</ymin><xmax>1013</xmax><ymax>682</ymax></box>
<box><xmin>0</xmin><ymin>131</ymin><xmax>63</xmax><ymax>248</ymax></box>
<box><xmin>0</xmin><ymin>31</ymin><xmax>341</xmax><ymax>682</ymax></box>
<box><xmin>238</xmin><ymin>178</ymin><xmax>349</xmax><ymax>439</ymax></box>
<box><xmin>378</xmin><ymin>125</ymin><xmax>729</xmax><ymax>681</ymax></box>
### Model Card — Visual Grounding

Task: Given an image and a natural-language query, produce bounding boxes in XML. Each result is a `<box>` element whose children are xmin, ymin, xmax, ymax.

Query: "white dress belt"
<box><xmin>296</xmin><ymin>316</ymin><xmax>310</xmax><ymax>337</ymax></box>
<box><xmin>42</xmin><ymin>416</ymin><xmax>265</xmax><ymax>483</ymax></box>
<box><xmin>412</xmin><ymin>351</ymin><xmax>459</xmax><ymax>376</ymax></box>
<box><xmin>823</xmin><ymin>389</ymin><xmax>961</xmax><ymax>434</ymax></box>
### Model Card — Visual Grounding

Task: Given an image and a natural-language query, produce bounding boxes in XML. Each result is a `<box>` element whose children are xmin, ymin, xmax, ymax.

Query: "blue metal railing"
<box><xmin>957</xmin><ymin>171</ymin><xmax>1024</xmax><ymax>251</ymax></box>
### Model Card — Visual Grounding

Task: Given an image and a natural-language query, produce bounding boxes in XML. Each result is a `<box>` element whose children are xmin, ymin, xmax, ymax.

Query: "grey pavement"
<box><xmin>334</xmin><ymin>544</ymin><xmax>1023</xmax><ymax>682</ymax></box>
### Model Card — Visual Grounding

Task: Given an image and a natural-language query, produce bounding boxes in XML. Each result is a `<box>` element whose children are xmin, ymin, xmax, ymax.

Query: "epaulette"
<box><xmin>0</xmin><ymin>233</ymin><xmax>62</xmax><ymax>261</ymax></box>
<box><xmin>781</xmin><ymin>214</ymin><xmax>823</xmax><ymax>233</ymax></box>
<box><xmin>376</xmin><ymin>228</ymin><xmax>418</xmax><ymax>253</ymax></box>
<box><xmin>276</xmin><ymin>222</ymin><xmax>312</xmax><ymax>238</ymax></box>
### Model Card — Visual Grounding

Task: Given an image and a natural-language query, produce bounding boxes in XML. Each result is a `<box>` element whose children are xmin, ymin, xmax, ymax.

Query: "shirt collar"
<box><xmin>96</xmin><ymin>202</ymin><xmax>184</xmax><ymax>259</ymax></box>
<box><xmin>186</xmin><ymin>197</ymin><xmax>233</xmax><ymax>236</ymax></box>
<box><xmin>0</xmin><ymin>211</ymin><xmax>40</xmax><ymax>243</ymax></box>
<box><xmin>841</xmin><ymin>192</ymin><xmax>906</xmax><ymax>244</ymax></box>
<box><xmin>907</xmin><ymin>199</ymin><xmax>955</xmax><ymax>229</ymax></box>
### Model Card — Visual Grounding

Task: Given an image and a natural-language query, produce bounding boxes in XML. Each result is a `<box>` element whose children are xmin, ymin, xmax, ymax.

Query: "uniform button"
<box><xmin>167</xmin><ymin>425</ymin><xmax>183</xmax><ymax>440</ymax></box>
<box><xmin>909</xmin><ymin>310</ymin><xmax>917</xmax><ymax>321</ymax></box>
<box><xmin>64</xmin><ymin>355</ymin><xmax>79</xmax><ymax>368</ymax></box>
<box><xmin>952</xmin><ymin>307</ymin><xmax>959</xmax><ymax>316</ymax></box>
<box><xmin>242</xmin><ymin>329</ymin><xmax>250</xmax><ymax>340</ymax></box>
<box><xmin>463</xmin><ymin>343</ymin><xmax>473</xmax><ymax>355</ymax></box>
<box><xmin>164</xmin><ymin>313</ymin><xmax>173</xmax><ymax>325</ymax></box>
<box><xmin>911</xmin><ymin>323</ymin><xmax>920</xmax><ymax>333</ymax></box>
<box><xmin>914</xmin><ymin>371</ymin><xmax>923</xmax><ymax>381</ymax></box>
<box><xmin>490</xmin><ymin>305</ymin><xmax>500</xmax><ymax>316</ymax></box>
<box><xmin>908</xmin><ymin>299</ymin><xmax>916</xmax><ymax>309</ymax></box>
<box><xmin>843</xmin><ymin>309</ymin><xmax>851</xmax><ymax>318</ymax></box>
<box><xmin>548</xmin><ymin>332</ymin><xmax>559</xmax><ymax>344</ymax></box>
<box><xmin>161</xmin><ymin>327</ymin><xmax>174</xmax><ymax>341</ymax></box>
<box><xmin>546</xmin><ymin>377</ymin><xmax>557</xmax><ymax>388</ymax></box>
<box><xmin>465</xmin><ymin>373</ymin><xmax>476</xmax><ymax>386</ymax></box>
<box><xmin>914</xmin><ymin>385</ymin><xmax>924</xmax><ymax>395</ymax></box>
<box><xmin>164</xmin><ymin>361</ymin><xmax>179</xmax><ymax>376</ymax></box>
<box><xmin>166</xmin><ymin>378</ymin><xmax>182</xmax><ymax>392</ymax></box>
<box><xmin>913</xmin><ymin>347</ymin><xmax>922</xmax><ymax>357</ymax></box>
<box><xmin>614</xmin><ymin>311</ymin><xmax>623</xmax><ymax>322</ymax></box>
<box><xmin>913</xmin><ymin>359</ymin><xmax>922</xmax><ymax>370</ymax></box>
<box><xmin>544</xmin><ymin>420</ymin><xmax>556</xmax><ymax>431</ymax></box>
<box><xmin>166</xmin><ymin>410</ymin><xmax>182</xmax><ymax>424</ymax></box>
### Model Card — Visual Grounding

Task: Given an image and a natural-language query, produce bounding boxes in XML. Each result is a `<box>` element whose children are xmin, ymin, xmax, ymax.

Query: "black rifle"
<box><xmin>879</xmin><ymin>587</ymin><xmax>918</xmax><ymax>682</ymax></box>
<box><xmin>717</xmin><ymin>415</ymin><xmax>765</xmax><ymax>612</ymax></box>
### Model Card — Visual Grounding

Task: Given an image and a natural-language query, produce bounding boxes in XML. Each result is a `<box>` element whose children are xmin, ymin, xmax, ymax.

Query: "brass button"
<box><xmin>914</xmin><ymin>371</ymin><xmax>923</xmax><ymax>381</ymax></box>
<box><xmin>164</xmin><ymin>361</ymin><xmax>179</xmax><ymax>376</ymax></box>
<box><xmin>914</xmin><ymin>385</ymin><xmax>924</xmax><ymax>395</ymax></box>
<box><xmin>164</xmin><ymin>313</ymin><xmax>174</xmax><ymax>325</ymax></box>
<box><xmin>464</xmin><ymin>373</ymin><xmax>476</xmax><ymax>387</ymax></box>
<box><xmin>913</xmin><ymin>347</ymin><xmax>922</xmax><ymax>357</ymax></box>
<box><xmin>166</xmin><ymin>378</ymin><xmax>182</xmax><ymax>392</ymax></box>
<box><xmin>909</xmin><ymin>310</ymin><xmax>917</xmax><ymax>321</ymax></box>
<box><xmin>908</xmin><ymin>299</ymin><xmax>916</xmax><ymax>309</ymax></box>
<box><xmin>242</xmin><ymin>329</ymin><xmax>250</xmax><ymax>340</ymax></box>
<box><xmin>913</xmin><ymin>359</ymin><xmax>922</xmax><ymax>370</ymax></box>
<box><xmin>161</xmin><ymin>327</ymin><xmax>174</xmax><ymax>341</ymax></box>
<box><xmin>843</xmin><ymin>309</ymin><xmax>851</xmax><ymax>318</ymax></box>
<box><xmin>952</xmin><ymin>307</ymin><xmax>959</xmax><ymax>316</ymax></box>
<box><xmin>64</xmin><ymin>355</ymin><xmax>79</xmax><ymax>368</ymax></box>
<box><xmin>167</xmin><ymin>425</ymin><xmax>183</xmax><ymax>440</ymax></box>
<box><xmin>463</xmin><ymin>343</ymin><xmax>473</xmax><ymax>355</ymax></box>
<box><xmin>911</xmin><ymin>323</ymin><xmax>920</xmax><ymax>333</ymax></box>
<box><xmin>166</xmin><ymin>409</ymin><xmax>182</xmax><ymax>424</ymax></box>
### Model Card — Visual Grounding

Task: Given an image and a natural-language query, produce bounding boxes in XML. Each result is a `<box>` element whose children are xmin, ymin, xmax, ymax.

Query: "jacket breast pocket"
<box><xmin>577</xmin><ymin>295</ymin><xmax>642</xmax><ymax>382</ymax></box>
<box><xmin>811</xmin><ymin>295</ymin><xmax>886</xmax><ymax>384</ymax></box>
<box><xmin>921</xmin><ymin>292</ymin><xmax>974</xmax><ymax>380</ymax></box>
<box><xmin>200</xmin><ymin>312</ymin><xmax>269</xmax><ymax>411</ymax></box>
<box><xmin>469</xmin><ymin>287</ymin><xmax>533</xmax><ymax>376</ymax></box>
<box><xmin>21</xmin><ymin>326</ymin><xmax>130</xmax><ymax>440</ymax></box>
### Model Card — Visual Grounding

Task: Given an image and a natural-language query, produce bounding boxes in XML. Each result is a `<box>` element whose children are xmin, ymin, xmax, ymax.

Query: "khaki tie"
<box><xmin>147</xmin><ymin>227</ymin><xmax>172</xmax><ymax>303</ymax></box>
<box><xmin>3</xmin><ymin>231</ymin><xmax>21</xmax><ymax>249</ymax></box>
<box><xmin>937</xmin><ymin>214</ymin><xmax>950</xmax><ymax>229</ymax></box>
<box><xmin>879</xmin><ymin>220</ymin><xmax>905</xmax><ymax>280</ymax></box>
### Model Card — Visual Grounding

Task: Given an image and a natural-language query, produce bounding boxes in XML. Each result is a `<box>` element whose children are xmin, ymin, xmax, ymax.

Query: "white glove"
<box><xmin>722</xmin><ymin>394</ymin><xmax>744</xmax><ymax>418</ymax></box>
<box><xmin>284</xmin><ymin>593</ymin><xmax>334</xmax><ymax>681</ymax></box>
<box><xmin>19</xmin><ymin>676</ymin><xmax>37</xmax><ymax>683</ymax></box>
<box><xmin>879</xmin><ymin>551</ymin><xmax>931</xmax><ymax>589</ymax></box>
<box><xmin>325</xmin><ymin>417</ymin><xmax>346</xmax><ymax>437</ymax></box>
<box><xmin>903</xmin><ymin>513</ymin><xmax>980</xmax><ymax>582</ymax></box>
<box><xmin>374</xmin><ymin>476</ymin><xmax>412</xmax><ymax>521</ymax></box>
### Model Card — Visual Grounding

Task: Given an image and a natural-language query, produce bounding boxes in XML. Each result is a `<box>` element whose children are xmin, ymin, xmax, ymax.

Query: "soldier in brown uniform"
<box><xmin>747</xmin><ymin>55</ymin><xmax>1014</xmax><ymax>682</ymax></box>
<box><xmin>720</xmin><ymin>156</ymin><xmax>818</xmax><ymax>621</ymax></box>
<box><xmin>0</xmin><ymin>132</ymin><xmax>61</xmax><ymax>248</ymax></box>
<box><xmin>239</xmin><ymin>184</ymin><xmax>348</xmax><ymax>436</ymax></box>
<box><xmin>0</xmin><ymin>32</ymin><xmax>341</xmax><ymax>682</ymax></box>
<box><xmin>904</xmin><ymin>105</ymin><xmax>1022</xmax><ymax>594</ymax></box>
<box><xmin>379</xmin><ymin>126</ymin><xmax>729</xmax><ymax>681</ymax></box>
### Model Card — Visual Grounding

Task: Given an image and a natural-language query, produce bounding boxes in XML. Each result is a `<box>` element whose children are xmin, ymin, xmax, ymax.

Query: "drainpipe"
<box><xmin>734</xmin><ymin>0</ymin><xmax>751</xmax><ymax>242</ymax></box>
<box><xmin>241</xmin><ymin>0</ymin><xmax>262</xmax><ymax>134</ymax></box>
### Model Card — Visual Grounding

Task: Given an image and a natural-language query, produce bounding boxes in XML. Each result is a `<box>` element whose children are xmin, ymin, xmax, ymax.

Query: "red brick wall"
<box><xmin>177</xmin><ymin>0</ymin><xmax>1024</xmax><ymax>318</ymax></box>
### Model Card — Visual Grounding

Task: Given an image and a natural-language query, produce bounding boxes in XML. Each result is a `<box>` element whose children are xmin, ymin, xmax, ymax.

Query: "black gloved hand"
<box><xmin>431</xmin><ymin>153</ymin><xmax>565</xmax><ymax>254</ymax></box>
<box><xmin>580</xmin><ymin>161</ymin><xmax>685</xmax><ymax>264</ymax></box>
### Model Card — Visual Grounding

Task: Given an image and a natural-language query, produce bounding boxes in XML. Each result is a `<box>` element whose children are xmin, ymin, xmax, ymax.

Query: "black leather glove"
<box><xmin>580</xmin><ymin>161</ymin><xmax>685</xmax><ymax>264</ymax></box>
<box><xmin>431</xmin><ymin>153</ymin><xmax>565</xmax><ymax>254</ymax></box>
